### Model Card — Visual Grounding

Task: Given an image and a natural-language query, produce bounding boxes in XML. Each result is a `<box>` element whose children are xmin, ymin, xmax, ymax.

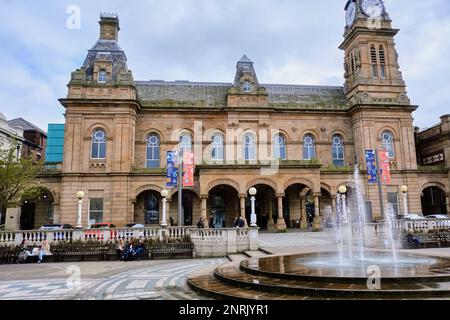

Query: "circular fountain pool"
<box><xmin>241</xmin><ymin>252</ymin><xmax>450</xmax><ymax>283</ymax></box>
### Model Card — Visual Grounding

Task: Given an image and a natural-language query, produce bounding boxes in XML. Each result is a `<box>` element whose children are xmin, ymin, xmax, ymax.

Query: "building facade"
<box><xmin>28</xmin><ymin>2</ymin><xmax>449</xmax><ymax>231</ymax></box>
<box><xmin>7</xmin><ymin>118</ymin><xmax>47</xmax><ymax>163</ymax></box>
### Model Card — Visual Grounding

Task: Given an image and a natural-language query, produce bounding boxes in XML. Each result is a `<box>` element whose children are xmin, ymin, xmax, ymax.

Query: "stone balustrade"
<box><xmin>0</xmin><ymin>227</ymin><xmax>259</xmax><ymax>258</ymax></box>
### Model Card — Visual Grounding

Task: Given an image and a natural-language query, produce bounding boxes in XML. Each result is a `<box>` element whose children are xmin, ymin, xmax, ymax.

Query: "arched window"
<box><xmin>146</xmin><ymin>133</ymin><xmax>160</xmax><ymax>168</ymax></box>
<box><xmin>303</xmin><ymin>134</ymin><xmax>316</xmax><ymax>160</ymax></box>
<box><xmin>382</xmin><ymin>130</ymin><xmax>395</xmax><ymax>158</ymax></box>
<box><xmin>244</xmin><ymin>133</ymin><xmax>257</xmax><ymax>161</ymax></box>
<box><xmin>179</xmin><ymin>134</ymin><xmax>192</xmax><ymax>157</ymax></box>
<box><xmin>211</xmin><ymin>134</ymin><xmax>224</xmax><ymax>161</ymax></box>
<box><xmin>370</xmin><ymin>44</ymin><xmax>378</xmax><ymax>78</ymax></box>
<box><xmin>332</xmin><ymin>135</ymin><xmax>345</xmax><ymax>167</ymax></box>
<box><xmin>273</xmin><ymin>134</ymin><xmax>286</xmax><ymax>160</ymax></box>
<box><xmin>243</xmin><ymin>81</ymin><xmax>252</xmax><ymax>93</ymax></box>
<box><xmin>91</xmin><ymin>129</ymin><xmax>106</xmax><ymax>159</ymax></box>
<box><xmin>98</xmin><ymin>70</ymin><xmax>107</xmax><ymax>83</ymax></box>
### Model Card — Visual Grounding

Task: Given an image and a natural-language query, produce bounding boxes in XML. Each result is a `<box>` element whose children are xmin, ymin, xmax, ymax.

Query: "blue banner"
<box><xmin>365</xmin><ymin>150</ymin><xmax>377</xmax><ymax>184</ymax></box>
<box><xmin>166</xmin><ymin>151</ymin><xmax>178</xmax><ymax>188</ymax></box>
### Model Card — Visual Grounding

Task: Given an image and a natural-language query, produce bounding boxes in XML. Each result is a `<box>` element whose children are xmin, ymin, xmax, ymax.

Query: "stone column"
<box><xmin>267</xmin><ymin>197</ymin><xmax>276</xmax><ymax>231</ymax></box>
<box><xmin>166</xmin><ymin>200</ymin><xmax>171</xmax><ymax>225</ymax></box>
<box><xmin>276</xmin><ymin>194</ymin><xmax>287</xmax><ymax>232</ymax></box>
<box><xmin>201</xmin><ymin>195</ymin><xmax>208</xmax><ymax>228</ymax></box>
<box><xmin>331</xmin><ymin>195</ymin><xmax>337</xmax><ymax>217</ymax></box>
<box><xmin>313</xmin><ymin>193</ymin><xmax>322</xmax><ymax>230</ymax></box>
<box><xmin>239</xmin><ymin>194</ymin><xmax>248</xmax><ymax>227</ymax></box>
<box><xmin>300</xmin><ymin>196</ymin><xmax>307</xmax><ymax>229</ymax></box>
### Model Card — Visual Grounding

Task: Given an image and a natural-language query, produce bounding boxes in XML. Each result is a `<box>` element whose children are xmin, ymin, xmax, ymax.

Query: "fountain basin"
<box><xmin>240</xmin><ymin>252</ymin><xmax>450</xmax><ymax>284</ymax></box>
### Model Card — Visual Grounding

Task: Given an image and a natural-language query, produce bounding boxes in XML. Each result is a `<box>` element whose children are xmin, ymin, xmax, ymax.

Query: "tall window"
<box><xmin>382</xmin><ymin>130</ymin><xmax>395</xmax><ymax>158</ymax></box>
<box><xmin>303</xmin><ymin>134</ymin><xmax>316</xmax><ymax>160</ymax></box>
<box><xmin>89</xmin><ymin>198</ymin><xmax>104</xmax><ymax>224</ymax></box>
<box><xmin>379</xmin><ymin>45</ymin><xmax>386</xmax><ymax>78</ymax></box>
<box><xmin>243</xmin><ymin>81</ymin><xmax>252</xmax><ymax>93</ymax></box>
<box><xmin>91</xmin><ymin>129</ymin><xmax>106</xmax><ymax>159</ymax></box>
<box><xmin>332</xmin><ymin>135</ymin><xmax>345</xmax><ymax>167</ymax></box>
<box><xmin>370</xmin><ymin>45</ymin><xmax>378</xmax><ymax>77</ymax></box>
<box><xmin>211</xmin><ymin>134</ymin><xmax>224</xmax><ymax>161</ymax></box>
<box><xmin>146</xmin><ymin>133</ymin><xmax>160</xmax><ymax>168</ymax></box>
<box><xmin>98</xmin><ymin>70</ymin><xmax>107</xmax><ymax>83</ymax></box>
<box><xmin>244</xmin><ymin>133</ymin><xmax>257</xmax><ymax>161</ymax></box>
<box><xmin>179</xmin><ymin>134</ymin><xmax>192</xmax><ymax>157</ymax></box>
<box><xmin>273</xmin><ymin>134</ymin><xmax>286</xmax><ymax>160</ymax></box>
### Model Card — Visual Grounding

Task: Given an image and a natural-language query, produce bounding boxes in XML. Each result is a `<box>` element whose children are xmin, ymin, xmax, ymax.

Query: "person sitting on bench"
<box><xmin>407</xmin><ymin>230</ymin><xmax>422</xmax><ymax>248</ymax></box>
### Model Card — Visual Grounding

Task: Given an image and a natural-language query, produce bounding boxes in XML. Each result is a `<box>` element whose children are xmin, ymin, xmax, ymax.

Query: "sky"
<box><xmin>0</xmin><ymin>0</ymin><xmax>449</xmax><ymax>131</ymax></box>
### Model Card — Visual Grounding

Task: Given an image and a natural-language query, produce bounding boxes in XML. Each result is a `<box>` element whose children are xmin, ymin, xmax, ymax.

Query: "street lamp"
<box><xmin>249</xmin><ymin>187</ymin><xmax>257</xmax><ymax>227</ymax></box>
<box><xmin>76</xmin><ymin>191</ymin><xmax>85</xmax><ymax>229</ymax></box>
<box><xmin>338</xmin><ymin>186</ymin><xmax>348</xmax><ymax>223</ymax></box>
<box><xmin>400</xmin><ymin>185</ymin><xmax>409</xmax><ymax>217</ymax></box>
<box><xmin>161</xmin><ymin>189</ymin><xmax>169</xmax><ymax>228</ymax></box>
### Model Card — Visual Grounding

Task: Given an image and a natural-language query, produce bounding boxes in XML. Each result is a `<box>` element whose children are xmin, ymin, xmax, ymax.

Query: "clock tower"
<box><xmin>339</xmin><ymin>0</ymin><xmax>419</xmax><ymax>184</ymax></box>
<box><xmin>340</xmin><ymin>0</ymin><xmax>410</xmax><ymax>106</ymax></box>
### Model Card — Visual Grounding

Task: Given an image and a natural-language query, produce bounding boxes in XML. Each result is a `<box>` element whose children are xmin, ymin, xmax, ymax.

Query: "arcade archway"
<box><xmin>422</xmin><ymin>186</ymin><xmax>447</xmax><ymax>215</ymax></box>
<box><xmin>208</xmin><ymin>185</ymin><xmax>239</xmax><ymax>228</ymax></box>
<box><xmin>20</xmin><ymin>187</ymin><xmax>55</xmax><ymax>230</ymax></box>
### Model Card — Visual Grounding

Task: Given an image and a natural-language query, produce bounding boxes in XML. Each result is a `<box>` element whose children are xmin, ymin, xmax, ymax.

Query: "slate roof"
<box><xmin>8</xmin><ymin>118</ymin><xmax>47</xmax><ymax>135</ymax></box>
<box><xmin>135</xmin><ymin>81</ymin><xmax>349</xmax><ymax>109</ymax></box>
<box><xmin>82</xmin><ymin>39</ymin><xmax>128</xmax><ymax>82</ymax></box>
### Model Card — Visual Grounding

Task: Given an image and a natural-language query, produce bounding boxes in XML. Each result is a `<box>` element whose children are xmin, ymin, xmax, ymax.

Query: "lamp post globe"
<box><xmin>161</xmin><ymin>189</ymin><xmax>169</xmax><ymax>198</ymax></box>
<box><xmin>400</xmin><ymin>185</ymin><xmax>408</xmax><ymax>194</ymax></box>
<box><xmin>249</xmin><ymin>187</ymin><xmax>257</xmax><ymax>196</ymax></box>
<box><xmin>338</xmin><ymin>186</ymin><xmax>347</xmax><ymax>194</ymax></box>
<box><xmin>76</xmin><ymin>191</ymin><xmax>85</xmax><ymax>200</ymax></box>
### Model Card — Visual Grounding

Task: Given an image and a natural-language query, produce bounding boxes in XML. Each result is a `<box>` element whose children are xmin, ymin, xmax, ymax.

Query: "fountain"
<box><xmin>188</xmin><ymin>167</ymin><xmax>450</xmax><ymax>299</ymax></box>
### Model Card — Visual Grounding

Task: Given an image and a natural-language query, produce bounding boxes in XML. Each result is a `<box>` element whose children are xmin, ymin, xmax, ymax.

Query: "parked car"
<box><xmin>88</xmin><ymin>223</ymin><xmax>116</xmax><ymax>229</ymax></box>
<box><xmin>39</xmin><ymin>224</ymin><xmax>74</xmax><ymax>231</ymax></box>
<box><xmin>125</xmin><ymin>223</ymin><xmax>145</xmax><ymax>228</ymax></box>
<box><xmin>401</xmin><ymin>214</ymin><xmax>424</xmax><ymax>220</ymax></box>
<box><xmin>425</xmin><ymin>214</ymin><xmax>449</xmax><ymax>219</ymax></box>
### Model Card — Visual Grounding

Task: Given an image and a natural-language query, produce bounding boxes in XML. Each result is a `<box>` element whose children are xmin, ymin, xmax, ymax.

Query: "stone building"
<box><xmin>415</xmin><ymin>115</ymin><xmax>450</xmax><ymax>215</ymax></box>
<box><xmin>27</xmin><ymin>2</ymin><xmax>449</xmax><ymax>231</ymax></box>
<box><xmin>7</xmin><ymin>118</ymin><xmax>47</xmax><ymax>163</ymax></box>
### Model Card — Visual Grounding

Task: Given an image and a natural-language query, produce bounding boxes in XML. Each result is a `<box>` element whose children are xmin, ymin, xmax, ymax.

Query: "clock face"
<box><xmin>361</xmin><ymin>0</ymin><xmax>384</xmax><ymax>18</ymax></box>
<box><xmin>346</xmin><ymin>2</ymin><xmax>356</xmax><ymax>27</ymax></box>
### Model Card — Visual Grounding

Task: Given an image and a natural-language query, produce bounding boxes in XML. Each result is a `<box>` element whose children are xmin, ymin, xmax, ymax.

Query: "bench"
<box><xmin>150</xmin><ymin>243</ymin><xmax>194</xmax><ymax>260</ymax></box>
<box><xmin>402</xmin><ymin>232</ymin><xmax>450</xmax><ymax>249</ymax></box>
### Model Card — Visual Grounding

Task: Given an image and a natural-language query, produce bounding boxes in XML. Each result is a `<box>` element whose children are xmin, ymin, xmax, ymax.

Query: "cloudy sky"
<box><xmin>0</xmin><ymin>0</ymin><xmax>449</xmax><ymax>131</ymax></box>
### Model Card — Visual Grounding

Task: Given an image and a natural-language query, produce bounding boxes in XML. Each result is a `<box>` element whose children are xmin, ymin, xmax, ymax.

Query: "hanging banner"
<box><xmin>379</xmin><ymin>150</ymin><xmax>391</xmax><ymax>185</ymax></box>
<box><xmin>166</xmin><ymin>151</ymin><xmax>178</xmax><ymax>188</ymax></box>
<box><xmin>365</xmin><ymin>150</ymin><xmax>377</xmax><ymax>184</ymax></box>
<box><xmin>183</xmin><ymin>151</ymin><xmax>194</xmax><ymax>187</ymax></box>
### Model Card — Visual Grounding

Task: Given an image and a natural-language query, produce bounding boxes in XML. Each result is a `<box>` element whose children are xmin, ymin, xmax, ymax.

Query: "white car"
<box><xmin>425</xmin><ymin>214</ymin><xmax>449</xmax><ymax>219</ymax></box>
<box><xmin>402</xmin><ymin>214</ymin><xmax>425</xmax><ymax>220</ymax></box>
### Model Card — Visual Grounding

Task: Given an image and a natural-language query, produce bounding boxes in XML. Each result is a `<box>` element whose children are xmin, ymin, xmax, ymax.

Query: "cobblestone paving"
<box><xmin>0</xmin><ymin>259</ymin><xmax>226</xmax><ymax>300</ymax></box>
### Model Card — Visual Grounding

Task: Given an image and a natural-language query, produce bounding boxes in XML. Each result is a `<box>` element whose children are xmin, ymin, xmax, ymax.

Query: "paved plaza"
<box><xmin>0</xmin><ymin>231</ymin><xmax>449</xmax><ymax>300</ymax></box>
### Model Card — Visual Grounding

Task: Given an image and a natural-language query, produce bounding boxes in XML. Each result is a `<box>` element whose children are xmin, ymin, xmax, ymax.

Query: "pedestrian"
<box><xmin>133</xmin><ymin>239</ymin><xmax>146</xmax><ymax>260</ymax></box>
<box><xmin>234</xmin><ymin>216</ymin><xmax>239</xmax><ymax>228</ymax></box>
<box><xmin>238</xmin><ymin>216</ymin><xmax>245</xmax><ymax>228</ymax></box>
<box><xmin>37</xmin><ymin>240</ymin><xmax>52</xmax><ymax>263</ymax></box>
<box><xmin>116</xmin><ymin>239</ymin><xmax>125</xmax><ymax>260</ymax></box>
<box><xmin>197</xmin><ymin>217</ymin><xmax>205</xmax><ymax>229</ymax></box>
<box><xmin>170</xmin><ymin>217</ymin><xmax>174</xmax><ymax>227</ymax></box>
